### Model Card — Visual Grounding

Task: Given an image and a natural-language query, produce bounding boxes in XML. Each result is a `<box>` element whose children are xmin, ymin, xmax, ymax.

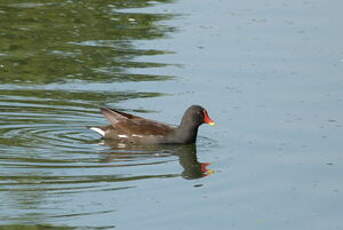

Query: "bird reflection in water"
<box><xmin>99</xmin><ymin>140</ymin><xmax>214</xmax><ymax>180</ymax></box>
<box><xmin>177</xmin><ymin>144</ymin><xmax>214</xmax><ymax>179</ymax></box>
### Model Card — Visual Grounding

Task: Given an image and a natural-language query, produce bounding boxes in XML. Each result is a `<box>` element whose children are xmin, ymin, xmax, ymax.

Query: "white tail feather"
<box><xmin>90</xmin><ymin>127</ymin><xmax>105</xmax><ymax>136</ymax></box>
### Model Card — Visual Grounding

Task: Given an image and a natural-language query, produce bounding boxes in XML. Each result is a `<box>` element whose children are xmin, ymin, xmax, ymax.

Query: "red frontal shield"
<box><xmin>203</xmin><ymin>110</ymin><xmax>215</xmax><ymax>126</ymax></box>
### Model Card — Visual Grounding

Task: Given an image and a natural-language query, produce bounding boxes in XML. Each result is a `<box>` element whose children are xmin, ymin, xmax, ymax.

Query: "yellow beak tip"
<box><xmin>206</xmin><ymin>169</ymin><xmax>215</xmax><ymax>175</ymax></box>
<box><xmin>208</xmin><ymin>122</ymin><xmax>215</xmax><ymax>126</ymax></box>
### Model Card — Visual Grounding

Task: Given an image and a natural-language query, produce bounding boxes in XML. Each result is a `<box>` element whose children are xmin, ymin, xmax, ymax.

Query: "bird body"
<box><xmin>89</xmin><ymin>105</ymin><xmax>215</xmax><ymax>144</ymax></box>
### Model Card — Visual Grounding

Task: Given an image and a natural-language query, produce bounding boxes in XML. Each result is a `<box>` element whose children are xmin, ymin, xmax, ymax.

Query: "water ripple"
<box><xmin>0</xmin><ymin>90</ymin><xmax>214</xmax><ymax>225</ymax></box>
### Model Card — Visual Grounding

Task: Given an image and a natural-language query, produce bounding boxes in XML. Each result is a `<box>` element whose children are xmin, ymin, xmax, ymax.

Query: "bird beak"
<box><xmin>203</xmin><ymin>110</ymin><xmax>215</xmax><ymax>126</ymax></box>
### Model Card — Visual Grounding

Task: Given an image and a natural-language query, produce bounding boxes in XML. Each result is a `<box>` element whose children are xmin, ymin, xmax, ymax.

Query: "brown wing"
<box><xmin>100</xmin><ymin>107</ymin><xmax>174</xmax><ymax>135</ymax></box>
<box><xmin>104</xmin><ymin>108</ymin><xmax>144</xmax><ymax>120</ymax></box>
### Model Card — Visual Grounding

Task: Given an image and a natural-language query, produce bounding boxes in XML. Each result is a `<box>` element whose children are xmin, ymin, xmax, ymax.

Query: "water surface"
<box><xmin>0</xmin><ymin>0</ymin><xmax>343</xmax><ymax>229</ymax></box>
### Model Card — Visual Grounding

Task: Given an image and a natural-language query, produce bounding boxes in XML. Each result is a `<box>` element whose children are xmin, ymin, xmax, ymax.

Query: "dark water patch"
<box><xmin>0</xmin><ymin>0</ymin><xmax>176</xmax><ymax>85</ymax></box>
<box><xmin>0</xmin><ymin>88</ymin><xmax>165</xmax><ymax>110</ymax></box>
<box><xmin>70</xmin><ymin>40</ymin><xmax>173</xmax><ymax>55</ymax></box>
<box><xmin>0</xmin><ymin>224</ymin><xmax>114</xmax><ymax>230</ymax></box>
<box><xmin>0</xmin><ymin>224</ymin><xmax>79</xmax><ymax>230</ymax></box>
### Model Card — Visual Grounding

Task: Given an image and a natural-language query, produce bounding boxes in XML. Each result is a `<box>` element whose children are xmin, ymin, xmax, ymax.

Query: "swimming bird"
<box><xmin>89</xmin><ymin>105</ymin><xmax>215</xmax><ymax>144</ymax></box>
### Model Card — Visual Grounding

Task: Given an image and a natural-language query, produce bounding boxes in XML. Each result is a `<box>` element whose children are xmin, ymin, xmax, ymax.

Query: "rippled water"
<box><xmin>0</xmin><ymin>90</ymin><xmax>215</xmax><ymax>227</ymax></box>
<box><xmin>1</xmin><ymin>0</ymin><xmax>343</xmax><ymax>229</ymax></box>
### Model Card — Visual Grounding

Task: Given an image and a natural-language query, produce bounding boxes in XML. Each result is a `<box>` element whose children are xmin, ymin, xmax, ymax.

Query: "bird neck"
<box><xmin>176</xmin><ymin>123</ymin><xmax>199</xmax><ymax>144</ymax></box>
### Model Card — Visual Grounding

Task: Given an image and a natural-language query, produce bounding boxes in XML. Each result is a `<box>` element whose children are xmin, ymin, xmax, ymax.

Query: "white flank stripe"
<box><xmin>118</xmin><ymin>134</ymin><xmax>128</xmax><ymax>138</ymax></box>
<box><xmin>118</xmin><ymin>143</ymin><xmax>126</xmax><ymax>148</ymax></box>
<box><xmin>90</xmin><ymin>127</ymin><xmax>105</xmax><ymax>136</ymax></box>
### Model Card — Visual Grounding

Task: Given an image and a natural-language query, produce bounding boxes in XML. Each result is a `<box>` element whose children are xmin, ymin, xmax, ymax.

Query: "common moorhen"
<box><xmin>89</xmin><ymin>105</ymin><xmax>215</xmax><ymax>144</ymax></box>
